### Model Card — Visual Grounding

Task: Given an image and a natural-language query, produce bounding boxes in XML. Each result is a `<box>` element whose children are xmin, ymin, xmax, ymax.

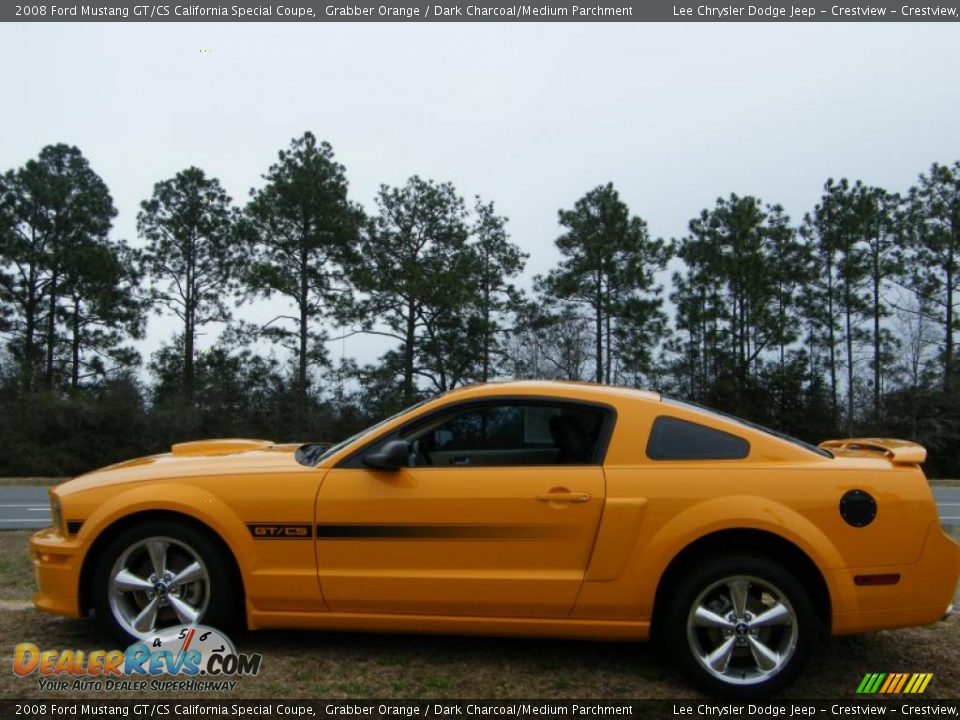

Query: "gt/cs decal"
<box><xmin>247</xmin><ymin>523</ymin><xmax>313</xmax><ymax>539</ymax></box>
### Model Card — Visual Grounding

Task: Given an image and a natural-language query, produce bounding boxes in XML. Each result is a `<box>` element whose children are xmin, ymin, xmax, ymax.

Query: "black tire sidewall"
<box><xmin>664</xmin><ymin>555</ymin><xmax>817</xmax><ymax>698</ymax></box>
<box><xmin>91</xmin><ymin>519</ymin><xmax>239</xmax><ymax>645</ymax></box>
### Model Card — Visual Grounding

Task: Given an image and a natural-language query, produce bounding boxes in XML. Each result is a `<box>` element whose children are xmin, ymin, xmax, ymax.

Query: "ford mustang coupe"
<box><xmin>30</xmin><ymin>381</ymin><xmax>959</xmax><ymax>695</ymax></box>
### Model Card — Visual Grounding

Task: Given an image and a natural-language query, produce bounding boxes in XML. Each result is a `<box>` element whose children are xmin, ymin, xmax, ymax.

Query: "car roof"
<box><xmin>437</xmin><ymin>380</ymin><xmax>662</xmax><ymax>404</ymax></box>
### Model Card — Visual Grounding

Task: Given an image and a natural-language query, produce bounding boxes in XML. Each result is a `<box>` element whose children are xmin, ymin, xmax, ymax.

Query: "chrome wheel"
<box><xmin>685</xmin><ymin>574</ymin><xmax>799</xmax><ymax>686</ymax></box>
<box><xmin>107</xmin><ymin>535</ymin><xmax>210</xmax><ymax>639</ymax></box>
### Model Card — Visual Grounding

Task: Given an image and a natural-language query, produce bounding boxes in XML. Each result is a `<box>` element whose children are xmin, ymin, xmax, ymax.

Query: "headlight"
<box><xmin>49</xmin><ymin>493</ymin><xmax>64</xmax><ymax>535</ymax></box>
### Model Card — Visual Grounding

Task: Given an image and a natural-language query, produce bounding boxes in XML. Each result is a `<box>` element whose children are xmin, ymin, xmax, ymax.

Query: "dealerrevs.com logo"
<box><xmin>13</xmin><ymin>625</ymin><xmax>261</xmax><ymax>692</ymax></box>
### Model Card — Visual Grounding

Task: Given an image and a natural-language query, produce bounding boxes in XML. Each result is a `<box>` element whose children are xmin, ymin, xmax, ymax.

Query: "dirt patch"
<box><xmin>0</xmin><ymin>530</ymin><xmax>35</xmax><ymax>602</ymax></box>
<box><xmin>1</xmin><ymin>530</ymin><xmax>958</xmax><ymax>701</ymax></box>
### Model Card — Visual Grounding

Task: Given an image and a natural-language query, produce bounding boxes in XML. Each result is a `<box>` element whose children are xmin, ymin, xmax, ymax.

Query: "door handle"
<box><xmin>451</xmin><ymin>457</ymin><xmax>471</xmax><ymax>466</ymax></box>
<box><xmin>536</xmin><ymin>491</ymin><xmax>591</xmax><ymax>503</ymax></box>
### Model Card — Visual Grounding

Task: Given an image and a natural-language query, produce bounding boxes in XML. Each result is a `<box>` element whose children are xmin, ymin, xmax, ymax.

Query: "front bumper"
<box><xmin>29</xmin><ymin>528</ymin><xmax>83</xmax><ymax>618</ymax></box>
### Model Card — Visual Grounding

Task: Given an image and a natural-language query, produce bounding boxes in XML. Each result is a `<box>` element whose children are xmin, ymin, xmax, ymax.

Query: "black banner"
<box><xmin>3</xmin><ymin>0</ymin><xmax>960</xmax><ymax>22</ymax></box>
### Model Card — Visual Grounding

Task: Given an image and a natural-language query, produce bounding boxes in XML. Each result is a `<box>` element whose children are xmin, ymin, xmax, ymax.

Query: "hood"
<box><xmin>58</xmin><ymin>438</ymin><xmax>305</xmax><ymax>494</ymax></box>
<box><xmin>819</xmin><ymin>438</ymin><xmax>927</xmax><ymax>465</ymax></box>
<box><xmin>170</xmin><ymin>438</ymin><xmax>274</xmax><ymax>457</ymax></box>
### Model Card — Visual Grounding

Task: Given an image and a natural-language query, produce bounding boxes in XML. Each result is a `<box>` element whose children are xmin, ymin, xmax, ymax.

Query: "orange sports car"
<box><xmin>29</xmin><ymin>381</ymin><xmax>959</xmax><ymax>695</ymax></box>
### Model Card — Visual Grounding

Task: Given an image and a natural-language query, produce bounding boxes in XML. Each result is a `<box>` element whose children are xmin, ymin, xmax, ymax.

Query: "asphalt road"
<box><xmin>0</xmin><ymin>486</ymin><xmax>55</xmax><ymax>530</ymax></box>
<box><xmin>1</xmin><ymin>484</ymin><xmax>958</xmax><ymax>531</ymax></box>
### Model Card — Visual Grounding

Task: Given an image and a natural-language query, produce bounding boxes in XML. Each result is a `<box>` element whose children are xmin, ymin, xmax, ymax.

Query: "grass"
<box><xmin>0</xmin><ymin>478</ymin><xmax>64</xmax><ymax>487</ymax></box>
<box><xmin>0</xmin><ymin>530</ymin><xmax>35</xmax><ymax>603</ymax></box>
<box><xmin>1</xmin><ymin>529</ymin><xmax>958</xmax><ymax>701</ymax></box>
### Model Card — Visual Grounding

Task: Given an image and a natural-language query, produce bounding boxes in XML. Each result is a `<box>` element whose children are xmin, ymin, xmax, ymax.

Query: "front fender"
<box><xmin>76</xmin><ymin>482</ymin><xmax>255</xmax><ymax>558</ymax></box>
<box><xmin>71</xmin><ymin>482</ymin><xmax>258</xmax><ymax>608</ymax></box>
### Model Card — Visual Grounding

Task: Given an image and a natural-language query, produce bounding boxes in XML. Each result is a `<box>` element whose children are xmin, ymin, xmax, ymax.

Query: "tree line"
<box><xmin>1</xmin><ymin>134</ymin><xmax>958</xmax><ymax>477</ymax></box>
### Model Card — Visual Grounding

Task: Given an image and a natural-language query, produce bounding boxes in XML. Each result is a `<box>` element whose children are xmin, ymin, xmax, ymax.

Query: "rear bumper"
<box><xmin>831</xmin><ymin>523</ymin><xmax>960</xmax><ymax>635</ymax></box>
<box><xmin>28</xmin><ymin>528</ymin><xmax>83</xmax><ymax>619</ymax></box>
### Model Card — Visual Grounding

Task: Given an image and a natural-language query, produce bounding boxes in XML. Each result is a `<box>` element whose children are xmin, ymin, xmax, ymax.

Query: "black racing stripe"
<box><xmin>247</xmin><ymin>523</ymin><xmax>314</xmax><ymax>539</ymax></box>
<box><xmin>66</xmin><ymin>520</ymin><xmax>83</xmax><ymax>535</ymax></box>
<box><xmin>314</xmin><ymin>524</ymin><xmax>559</xmax><ymax>539</ymax></box>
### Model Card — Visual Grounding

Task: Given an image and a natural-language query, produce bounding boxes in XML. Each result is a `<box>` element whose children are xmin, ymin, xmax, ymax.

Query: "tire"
<box><xmin>91</xmin><ymin>519</ymin><xmax>241</xmax><ymax>644</ymax></box>
<box><xmin>663</xmin><ymin>555</ymin><xmax>818</xmax><ymax>698</ymax></box>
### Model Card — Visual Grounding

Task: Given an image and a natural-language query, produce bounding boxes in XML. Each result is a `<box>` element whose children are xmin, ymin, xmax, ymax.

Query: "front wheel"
<box><xmin>664</xmin><ymin>556</ymin><xmax>818</xmax><ymax>697</ymax></box>
<box><xmin>91</xmin><ymin>519</ymin><xmax>240</xmax><ymax>643</ymax></box>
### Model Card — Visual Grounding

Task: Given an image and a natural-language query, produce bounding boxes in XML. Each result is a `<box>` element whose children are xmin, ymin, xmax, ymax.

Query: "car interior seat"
<box><xmin>549</xmin><ymin>415</ymin><xmax>590</xmax><ymax>464</ymax></box>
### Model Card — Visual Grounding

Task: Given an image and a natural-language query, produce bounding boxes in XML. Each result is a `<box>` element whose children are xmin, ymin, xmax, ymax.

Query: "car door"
<box><xmin>314</xmin><ymin>399</ymin><xmax>612</xmax><ymax>618</ymax></box>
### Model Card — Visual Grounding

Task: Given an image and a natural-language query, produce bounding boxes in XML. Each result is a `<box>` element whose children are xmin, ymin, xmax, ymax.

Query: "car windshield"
<box><xmin>661</xmin><ymin>398</ymin><xmax>833</xmax><ymax>458</ymax></box>
<box><xmin>295</xmin><ymin>399</ymin><xmax>428</xmax><ymax>467</ymax></box>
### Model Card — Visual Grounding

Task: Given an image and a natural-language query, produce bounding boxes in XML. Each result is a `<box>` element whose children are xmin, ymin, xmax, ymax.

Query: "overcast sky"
<box><xmin>2</xmin><ymin>22</ymin><xmax>959</xmax><ymax>369</ymax></box>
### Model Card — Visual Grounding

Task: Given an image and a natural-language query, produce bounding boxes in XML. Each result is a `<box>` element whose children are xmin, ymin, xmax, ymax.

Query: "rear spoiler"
<box><xmin>818</xmin><ymin>438</ymin><xmax>927</xmax><ymax>465</ymax></box>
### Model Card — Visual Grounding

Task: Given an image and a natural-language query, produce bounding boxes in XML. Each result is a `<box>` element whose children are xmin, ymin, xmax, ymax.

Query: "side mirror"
<box><xmin>363</xmin><ymin>439</ymin><xmax>409</xmax><ymax>470</ymax></box>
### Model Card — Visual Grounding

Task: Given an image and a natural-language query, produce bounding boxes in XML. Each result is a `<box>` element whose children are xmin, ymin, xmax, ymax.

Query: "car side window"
<box><xmin>406</xmin><ymin>402</ymin><xmax>609</xmax><ymax>467</ymax></box>
<box><xmin>646</xmin><ymin>416</ymin><xmax>749</xmax><ymax>460</ymax></box>
<box><xmin>435</xmin><ymin>405</ymin><xmax>526</xmax><ymax>452</ymax></box>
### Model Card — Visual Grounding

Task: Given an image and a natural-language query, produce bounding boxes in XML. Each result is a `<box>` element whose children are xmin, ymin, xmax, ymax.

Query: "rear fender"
<box><xmin>632</xmin><ymin>496</ymin><xmax>850</xmax><ymax>618</ymax></box>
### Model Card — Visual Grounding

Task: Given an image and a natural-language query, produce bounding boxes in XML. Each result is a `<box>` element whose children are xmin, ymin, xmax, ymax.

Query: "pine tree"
<box><xmin>346</xmin><ymin>176</ymin><xmax>472</xmax><ymax>404</ymax></box>
<box><xmin>137</xmin><ymin>167</ymin><xmax>238</xmax><ymax>404</ymax></box>
<box><xmin>470</xmin><ymin>198</ymin><xmax>526</xmax><ymax>382</ymax></box>
<box><xmin>0</xmin><ymin>144</ymin><xmax>121</xmax><ymax>390</ymax></box>
<box><xmin>541</xmin><ymin>183</ymin><xmax>670</xmax><ymax>385</ymax></box>
<box><xmin>242</xmin><ymin>132</ymin><xmax>363</xmax><ymax>406</ymax></box>
<box><xmin>902</xmin><ymin>162</ymin><xmax>960</xmax><ymax>390</ymax></box>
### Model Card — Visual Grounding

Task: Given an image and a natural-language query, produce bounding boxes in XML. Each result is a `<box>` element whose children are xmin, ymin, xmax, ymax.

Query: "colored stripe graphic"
<box><xmin>857</xmin><ymin>672</ymin><xmax>932</xmax><ymax>694</ymax></box>
<box><xmin>906</xmin><ymin>673</ymin><xmax>933</xmax><ymax>693</ymax></box>
<box><xmin>857</xmin><ymin>673</ymin><xmax>884</xmax><ymax>693</ymax></box>
<box><xmin>878</xmin><ymin>674</ymin><xmax>895</xmax><ymax>694</ymax></box>
<box><xmin>892</xmin><ymin>674</ymin><xmax>908</xmax><ymax>693</ymax></box>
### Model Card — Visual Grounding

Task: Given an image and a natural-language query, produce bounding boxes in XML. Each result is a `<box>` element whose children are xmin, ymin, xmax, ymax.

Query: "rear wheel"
<box><xmin>92</xmin><ymin>519</ymin><xmax>239</xmax><ymax>643</ymax></box>
<box><xmin>664</xmin><ymin>556</ymin><xmax>817</xmax><ymax>697</ymax></box>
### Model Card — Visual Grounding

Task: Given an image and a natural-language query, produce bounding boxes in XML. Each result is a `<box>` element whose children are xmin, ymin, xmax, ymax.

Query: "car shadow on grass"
<box><xmin>2</xmin><ymin>608</ymin><xmax>958</xmax><ymax>700</ymax></box>
<box><xmin>240</xmin><ymin>610</ymin><xmax>960</xmax><ymax>700</ymax></box>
